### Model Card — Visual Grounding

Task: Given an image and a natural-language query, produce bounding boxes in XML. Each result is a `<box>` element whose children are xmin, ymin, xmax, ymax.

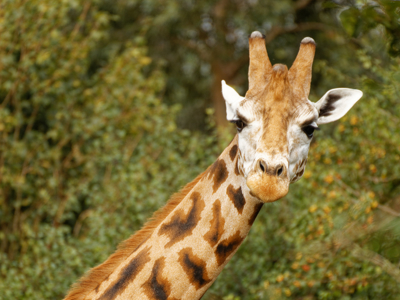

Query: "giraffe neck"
<box><xmin>70</xmin><ymin>136</ymin><xmax>263</xmax><ymax>300</ymax></box>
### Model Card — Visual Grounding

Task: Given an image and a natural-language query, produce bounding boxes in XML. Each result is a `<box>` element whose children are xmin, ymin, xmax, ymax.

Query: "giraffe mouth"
<box><xmin>246</xmin><ymin>171</ymin><xmax>289</xmax><ymax>202</ymax></box>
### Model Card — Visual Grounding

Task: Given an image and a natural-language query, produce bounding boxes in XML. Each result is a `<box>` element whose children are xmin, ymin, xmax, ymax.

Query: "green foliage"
<box><xmin>100</xmin><ymin>0</ymin><xmax>359</xmax><ymax>129</ymax></box>
<box><xmin>205</xmin><ymin>53</ymin><xmax>400</xmax><ymax>300</ymax></box>
<box><xmin>340</xmin><ymin>0</ymin><xmax>400</xmax><ymax>56</ymax></box>
<box><xmin>0</xmin><ymin>1</ymin><xmax>220</xmax><ymax>298</ymax></box>
<box><xmin>1</xmin><ymin>0</ymin><xmax>400</xmax><ymax>300</ymax></box>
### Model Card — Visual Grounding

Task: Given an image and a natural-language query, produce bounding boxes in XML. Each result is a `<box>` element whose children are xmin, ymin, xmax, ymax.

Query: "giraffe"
<box><xmin>64</xmin><ymin>31</ymin><xmax>362</xmax><ymax>300</ymax></box>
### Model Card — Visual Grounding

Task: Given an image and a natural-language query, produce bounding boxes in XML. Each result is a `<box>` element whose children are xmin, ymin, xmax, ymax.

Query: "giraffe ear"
<box><xmin>315</xmin><ymin>88</ymin><xmax>363</xmax><ymax>125</ymax></box>
<box><xmin>221</xmin><ymin>80</ymin><xmax>245</xmax><ymax>121</ymax></box>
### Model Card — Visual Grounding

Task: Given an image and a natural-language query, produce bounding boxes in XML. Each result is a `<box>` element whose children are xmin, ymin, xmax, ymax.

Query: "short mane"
<box><xmin>63</xmin><ymin>168</ymin><xmax>209</xmax><ymax>300</ymax></box>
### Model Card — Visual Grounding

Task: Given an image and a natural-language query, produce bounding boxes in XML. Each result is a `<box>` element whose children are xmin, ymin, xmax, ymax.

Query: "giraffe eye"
<box><xmin>302</xmin><ymin>124</ymin><xmax>319</xmax><ymax>138</ymax></box>
<box><xmin>233</xmin><ymin>119</ymin><xmax>246</xmax><ymax>132</ymax></box>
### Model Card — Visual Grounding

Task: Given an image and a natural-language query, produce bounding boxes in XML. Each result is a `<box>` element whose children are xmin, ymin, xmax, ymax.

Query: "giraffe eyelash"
<box><xmin>231</xmin><ymin>119</ymin><xmax>247</xmax><ymax>132</ymax></box>
<box><xmin>301</xmin><ymin>122</ymin><xmax>319</xmax><ymax>138</ymax></box>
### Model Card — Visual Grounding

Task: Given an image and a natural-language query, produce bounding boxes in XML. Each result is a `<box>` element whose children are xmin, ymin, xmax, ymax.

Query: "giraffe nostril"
<box><xmin>276</xmin><ymin>165</ymin><xmax>284</xmax><ymax>176</ymax></box>
<box><xmin>259</xmin><ymin>160</ymin><xmax>267</xmax><ymax>173</ymax></box>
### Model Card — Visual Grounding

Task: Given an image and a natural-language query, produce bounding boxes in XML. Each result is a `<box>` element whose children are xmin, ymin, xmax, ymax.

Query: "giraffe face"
<box><xmin>222</xmin><ymin>33</ymin><xmax>362</xmax><ymax>203</ymax></box>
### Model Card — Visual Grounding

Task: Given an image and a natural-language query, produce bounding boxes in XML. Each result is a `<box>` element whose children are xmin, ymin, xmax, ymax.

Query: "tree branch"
<box><xmin>295</xmin><ymin>0</ymin><xmax>315</xmax><ymax>10</ymax></box>
<box><xmin>377</xmin><ymin>204</ymin><xmax>400</xmax><ymax>217</ymax></box>
<box><xmin>213</xmin><ymin>0</ymin><xmax>230</xmax><ymax>20</ymax></box>
<box><xmin>337</xmin><ymin>179</ymin><xmax>400</xmax><ymax>218</ymax></box>
<box><xmin>350</xmin><ymin>243</ymin><xmax>400</xmax><ymax>283</ymax></box>
<box><xmin>265</xmin><ymin>22</ymin><xmax>329</xmax><ymax>45</ymax></box>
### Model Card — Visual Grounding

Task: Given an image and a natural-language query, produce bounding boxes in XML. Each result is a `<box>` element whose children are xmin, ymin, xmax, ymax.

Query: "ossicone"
<box><xmin>246</xmin><ymin>31</ymin><xmax>272</xmax><ymax>98</ymax></box>
<box><xmin>288</xmin><ymin>37</ymin><xmax>316</xmax><ymax>98</ymax></box>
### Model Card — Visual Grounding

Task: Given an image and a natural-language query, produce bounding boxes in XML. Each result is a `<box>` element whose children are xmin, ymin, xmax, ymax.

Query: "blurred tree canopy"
<box><xmin>0</xmin><ymin>0</ymin><xmax>219</xmax><ymax>297</ymax></box>
<box><xmin>0</xmin><ymin>0</ymin><xmax>400</xmax><ymax>299</ymax></box>
<box><xmin>100</xmin><ymin>0</ymin><xmax>361</xmax><ymax>130</ymax></box>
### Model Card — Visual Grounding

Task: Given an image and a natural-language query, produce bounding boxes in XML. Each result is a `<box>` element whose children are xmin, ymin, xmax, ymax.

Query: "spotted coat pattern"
<box><xmin>71</xmin><ymin>137</ymin><xmax>264</xmax><ymax>300</ymax></box>
<box><xmin>64</xmin><ymin>31</ymin><xmax>338</xmax><ymax>300</ymax></box>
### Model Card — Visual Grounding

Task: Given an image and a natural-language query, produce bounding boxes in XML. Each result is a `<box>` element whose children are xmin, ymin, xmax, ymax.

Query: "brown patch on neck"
<box><xmin>204</xmin><ymin>200</ymin><xmax>225</xmax><ymax>247</ymax></box>
<box><xmin>229</xmin><ymin>144</ymin><xmax>238</xmax><ymax>161</ymax></box>
<box><xmin>215</xmin><ymin>230</ymin><xmax>245</xmax><ymax>266</ymax></box>
<box><xmin>63</xmin><ymin>168</ymin><xmax>209</xmax><ymax>300</ymax></box>
<box><xmin>248</xmin><ymin>203</ymin><xmax>263</xmax><ymax>226</ymax></box>
<box><xmin>226</xmin><ymin>184</ymin><xmax>246</xmax><ymax>214</ymax></box>
<box><xmin>178</xmin><ymin>247</ymin><xmax>212</xmax><ymax>290</ymax></box>
<box><xmin>234</xmin><ymin>159</ymin><xmax>241</xmax><ymax>176</ymax></box>
<box><xmin>97</xmin><ymin>246</ymin><xmax>151</xmax><ymax>300</ymax></box>
<box><xmin>235</xmin><ymin>150</ymin><xmax>244</xmax><ymax>177</ymax></box>
<box><xmin>158</xmin><ymin>192</ymin><xmax>205</xmax><ymax>248</ymax></box>
<box><xmin>207</xmin><ymin>159</ymin><xmax>229</xmax><ymax>194</ymax></box>
<box><xmin>141</xmin><ymin>257</ymin><xmax>177</xmax><ymax>300</ymax></box>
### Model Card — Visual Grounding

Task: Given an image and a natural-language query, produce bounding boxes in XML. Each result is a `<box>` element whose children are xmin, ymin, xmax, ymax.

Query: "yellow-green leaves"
<box><xmin>0</xmin><ymin>1</ymin><xmax>221</xmax><ymax>298</ymax></box>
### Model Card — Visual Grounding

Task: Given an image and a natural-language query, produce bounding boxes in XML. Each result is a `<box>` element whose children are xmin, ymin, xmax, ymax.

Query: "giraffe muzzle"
<box><xmin>246</xmin><ymin>160</ymin><xmax>289</xmax><ymax>202</ymax></box>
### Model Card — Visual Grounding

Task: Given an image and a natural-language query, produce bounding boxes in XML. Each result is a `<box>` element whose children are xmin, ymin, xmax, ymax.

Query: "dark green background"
<box><xmin>0</xmin><ymin>0</ymin><xmax>400</xmax><ymax>299</ymax></box>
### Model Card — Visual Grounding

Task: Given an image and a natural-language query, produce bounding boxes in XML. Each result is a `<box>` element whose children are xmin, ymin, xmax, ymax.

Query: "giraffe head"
<box><xmin>222</xmin><ymin>31</ymin><xmax>362</xmax><ymax>203</ymax></box>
